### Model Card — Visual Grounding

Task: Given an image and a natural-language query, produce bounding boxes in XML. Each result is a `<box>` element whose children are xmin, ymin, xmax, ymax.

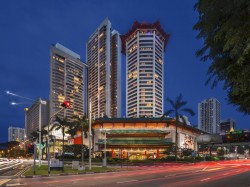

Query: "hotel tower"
<box><xmin>87</xmin><ymin>18</ymin><xmax>121</xmax><ymax>118</ymax></box>
<box><xmin>50</xmin><ymin>43</ymin><xmax>86</xmax><ymax>121</ymax></box>
<box><xmin>121</xmin><ymin>21</ymin><xmax>169</xmax><ymax>118</ymax></box>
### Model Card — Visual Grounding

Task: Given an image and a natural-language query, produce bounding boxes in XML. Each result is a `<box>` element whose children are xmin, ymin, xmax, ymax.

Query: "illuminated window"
<box><xmin>58</xmin><ymin>68</ymin><xmax>64</xmax><ymax>72</ymax></box>
<box><xmin>58</xmin><ymin>58</ymin><xmax>65</xmax><ymax>63</ymax></box>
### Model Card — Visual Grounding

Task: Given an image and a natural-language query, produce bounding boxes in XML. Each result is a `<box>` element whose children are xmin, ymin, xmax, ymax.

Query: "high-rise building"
<box><xmin>25</xmin><ymin>100</ymin><xmax>49</xmax><ymax>139</ymax></box>
<box><xmin>8</xmin><ymin>126</ymin><xmax>25</xmax><ymax>142</ymax></box>
<box><xmin>87</xmin><ymin>18</ymin><xmax>121</xmax><ymax>118</ymax></box>
<box><xmin>121</xmin><ymin>21</ymin><xmax>169</xmax><ymax>118</ymax></box>
<box><xmin>50</xmin><ymin>43</ymin><xmax>86</xmax><ymax>122</ymax></box>
<box><xmin>198</xmin><ymin>98</ymin><xmax>221</xmax><ymax>134</ymax></box>
<box><xmin>220</xmin><ymin>119</ymin><xmax>236</xmax><ymax>133</ymax></box>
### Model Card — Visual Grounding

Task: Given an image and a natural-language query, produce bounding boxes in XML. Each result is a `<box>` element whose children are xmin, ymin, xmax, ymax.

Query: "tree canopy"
<box><xmin>194</xmin><ymin>0</ymin><xmax>250</xmax><ymax>114</ymax></box>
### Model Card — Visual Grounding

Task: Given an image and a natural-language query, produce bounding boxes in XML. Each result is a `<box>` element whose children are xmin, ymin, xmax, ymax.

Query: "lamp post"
<box><xmin>175</xmin><ymin>118</ymin><xmax>178</xmax><ymax>162</ymax></box>
<box><xmin>47</xmin><ymin>100</ymin><xmax>70</xmax><ymax>175</ymax></box>
<box><xmin>38</xmin><ymin>98</ymin><xmax>42</xmax><ymax>167</ymax></box>
<box><xmin>88</xmin><ymin>100</ymin><xmax>92</xmax><ymax>170</ymax></box>
<box><xmin>104</xmin><ymin>130</ymin><xmax>107</xmax><ymax>167</ymax></box>
<box><xmin>7</xmin><ymin>91</ymin><xmax>46</xmax><ymax>167</ymax></box>
<box><xmin>235</xmin><ymin>146</ymin><xmax>238</xmax><ymax>159</ymax></box>
<box><xmin>47</xmin><ymin>107</ymin><xmax>64</xmax><ymax>175</ymax></box>
<box><xmin>81</xmin><ymin>121</ymin><xmax>85</xmax><ymax>169</ymax></box>
<box><xmin>100</xmin><ymin>128</ymin><xmax>108</xmax><ymax>167</ymax></box>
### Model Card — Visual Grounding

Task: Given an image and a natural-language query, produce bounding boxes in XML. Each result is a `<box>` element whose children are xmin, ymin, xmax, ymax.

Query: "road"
<box><xmin>2</xmin><ymin>160</ymin><xmax>250</xmax><ymax>187</ymax></box>
<box><xmin>0</xmin><ymin>159</ymin><xmax>31</xmax><ymax>186</ymax></box>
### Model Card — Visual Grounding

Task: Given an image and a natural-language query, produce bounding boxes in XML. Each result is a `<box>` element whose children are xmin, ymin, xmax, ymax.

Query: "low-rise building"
<box><xmin>90</xmin><ymin>118</ymin><xmax>204</xmax><ymax>160</ymax></box>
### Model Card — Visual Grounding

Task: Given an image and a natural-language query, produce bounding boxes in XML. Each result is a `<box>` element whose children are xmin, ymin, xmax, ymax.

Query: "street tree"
<box><xmin>194</xmin><ymin>0</ymin><xmax>250</xmax><ymax>114</ymax></box>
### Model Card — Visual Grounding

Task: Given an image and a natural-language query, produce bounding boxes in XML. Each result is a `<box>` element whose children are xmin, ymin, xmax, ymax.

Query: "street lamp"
<box><xmin>88</xmin><ymin>99</ymin><xmax>92</xmax><ymax>170</ymax></box>
<box><xmin>47</xmin><ymin>100</ymin><xmax>70</xmax><ymax>175</ymax></box>
<box><xmin>235</xmin><ymin>146</ymin><xmax>238</xmax><ymax>159</ymax></box>
<box><xmin>100</xmin><ymin>129</ymin><xmax>108</xmax><ymax>167</ymax></box>
<box><xmin>7</xmin><ymin>91</ymin><xmax>46</xmax><ymax>167</ymax></box>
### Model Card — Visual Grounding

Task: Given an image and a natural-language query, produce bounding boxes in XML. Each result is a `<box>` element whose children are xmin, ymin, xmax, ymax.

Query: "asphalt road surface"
<box><xmin>2</xmin><ymin>160</ymin><xmax>250</xmax><ymax>187</ymax></box>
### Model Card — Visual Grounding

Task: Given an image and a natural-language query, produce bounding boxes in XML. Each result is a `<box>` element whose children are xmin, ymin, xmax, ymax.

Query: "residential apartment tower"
<box><xmin>87</xmin><ymin>18</ymin><xmax>121</xmax><ymax>118</ymax></box>
<box><xmin>198</xmin><ymin>98</ymin><xmax>221</xmax><ymax>134</ymax></box>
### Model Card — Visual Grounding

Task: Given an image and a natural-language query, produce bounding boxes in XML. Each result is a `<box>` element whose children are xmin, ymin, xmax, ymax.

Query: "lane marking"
<box><xmin>15</xmin><ymin>166</ymin><xmax>31</xmax><ymax>176</ymax></box>
<box><xmin>200</xmin><ymin>178</ymin><xmax>210</xmax><ymax>182</ymax></box>
<box><xmin>0</xmin><ymin>163</ymin><xmax>21</xmax><ymax>171</ymax></box>
<box><xmin>0</xmin><ymin>179</ymin><xmax>11</xmax><ymax>186</ymax></box>
<box><xmin>165</xmin><ymin>174</ymin><xmax>176</xmax><ymax>177</ymax></box>
<box><xmin>202</xmin><ymin>167</ymin><xmax>208</xmax><ymax>171</ymax></box>
<box><xmin>192</xmin><ymin>171</ymin><xmax>200</xmax><ymax>173</ymax></box>
<box><xmin>116</xmin><ymin>180</ymin><xmax>138</xmax><ymax>184</ymax></box>
<box><xmin>6</xmin><ymin>183</ymin><xmax>24</xmax><ymax>186</ymax></box>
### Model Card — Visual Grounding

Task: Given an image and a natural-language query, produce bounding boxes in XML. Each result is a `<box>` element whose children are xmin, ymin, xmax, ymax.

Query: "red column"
<box><xmin>122</xmin><ymin>151</ymin><xmax>125</xmax><ymax>158</ymax></box>
<box><xmin>112</xmin><ymin>150</ymin><xmax>115</xmax><ymax>158</ymax></box>
<box><xmin>156</xmin><ymin>149</ymin><xmax>159</xmax><ymax>159</ymax></box>
<box><xmin>145</xmin><ymin>151</ymin><xmax>147</xmax><ymax>156</ymax></box>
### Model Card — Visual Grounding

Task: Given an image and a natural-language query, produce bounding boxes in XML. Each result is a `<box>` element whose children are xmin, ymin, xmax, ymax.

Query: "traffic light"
<box><xmin>61</xmin><ymin>101</ymin><xmax>70</xmax><ymax>108</ymax></box>
<box><xmin>27</xmin><ymin>144</ymin><xmax>34</xmax><ymax>153</ymax></box>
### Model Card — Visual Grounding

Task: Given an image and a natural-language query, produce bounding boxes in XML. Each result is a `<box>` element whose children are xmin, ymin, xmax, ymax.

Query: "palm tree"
<box><xmin>50</xmin><ymin>116</ymin><xmax>70</xmax><ymax>171</ymax></box>
<box><xmin>68</xmin><ymin>115</ymin><xmax>94</xmax><ymax>167</ymax></box>
<box><xmin>162</xmin><ymin>94</ymin><xmax>195</xmax><ymax>161</ymax></box>
<box><xmin>70</xmin><ymin>115</ymin><xmax>89</xmax><ymax>138</ymax></box>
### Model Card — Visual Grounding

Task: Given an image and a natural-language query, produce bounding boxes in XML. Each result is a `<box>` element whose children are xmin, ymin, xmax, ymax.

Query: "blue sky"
<box><xmin>0</xmin><ymin>0</ymin><xmax>249</xmax><ymax>143</ymax></box>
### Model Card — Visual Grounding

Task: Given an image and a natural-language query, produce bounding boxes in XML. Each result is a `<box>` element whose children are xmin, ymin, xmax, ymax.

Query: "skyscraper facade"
<box><xmin>87</xmin><ymin>18</ymin><xmax>121</xmax><ymax>118</ymax></box>
<box><xmin>50</xmin><ymin>43</ymin><xmax>85</xmax><ymax>121</ymax></box>
<box><xmin>8</xmin><ymin>127</ymin><xmax>25</xmax><ymax>142</ymax></box>
<box><xmin>25</xmin><ymin>99</ymin><xmax>49</xmax><ymax>139</ymax></box>
<box><xmin>198</xmin><ymin>98</ymin><xmax>221</xmax><ymax>134</ymax></box>
<box><xmin>121</xmin><ymin>21</ymin><xmax>169</xmax><ymax>118</ymax></box>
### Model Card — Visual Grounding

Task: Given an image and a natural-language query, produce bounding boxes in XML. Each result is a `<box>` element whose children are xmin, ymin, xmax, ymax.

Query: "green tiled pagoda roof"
<box><xmin>97</xmin><ymin>139</ymin><xmax>172</xmax><ymax>145</ymax></box>
<box><xmin>107</xmin><ymin>129</ymin><xmax>168</xmax><ymax>134</ymax></box>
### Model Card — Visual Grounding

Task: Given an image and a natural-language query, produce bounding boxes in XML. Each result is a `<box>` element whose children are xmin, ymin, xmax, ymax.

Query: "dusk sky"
<box><xmin>0</xmin><ymin>0</ymin><xmax>249</xmax><ymax>143</ymax></box>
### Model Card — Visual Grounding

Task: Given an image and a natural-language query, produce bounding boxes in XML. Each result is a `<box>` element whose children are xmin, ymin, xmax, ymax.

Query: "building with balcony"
<box><xmin>198</xmin><ymin>98</ymin><xmax>221</xmax><ymax>134</ymax></box>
